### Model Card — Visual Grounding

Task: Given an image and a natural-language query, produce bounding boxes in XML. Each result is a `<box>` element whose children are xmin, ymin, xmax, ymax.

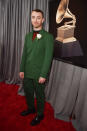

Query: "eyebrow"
<box><xmin>31</xmin><ymin>15</ymin><xmax>41</xmax><ymax>18</ymax></box>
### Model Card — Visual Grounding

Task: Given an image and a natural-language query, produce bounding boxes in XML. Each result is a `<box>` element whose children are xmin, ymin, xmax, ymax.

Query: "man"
<box><xmin>19</xmin><ymin>9</ymin><xmax>54</xmax><ymax>126</ymax></box>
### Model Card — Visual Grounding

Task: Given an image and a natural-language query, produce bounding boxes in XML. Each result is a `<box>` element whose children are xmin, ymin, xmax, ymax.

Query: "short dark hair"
<box><xmin>32</xmin><ymin>9</ymin><xmax>44</xmax><ymax>18</ymax></box>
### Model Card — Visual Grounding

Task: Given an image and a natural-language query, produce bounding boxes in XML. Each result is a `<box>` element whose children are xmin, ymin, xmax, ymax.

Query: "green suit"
<box><xmin>20</xmin><ymin>29</ymin><xmax>54</xmax><ymax>115</ymax></box>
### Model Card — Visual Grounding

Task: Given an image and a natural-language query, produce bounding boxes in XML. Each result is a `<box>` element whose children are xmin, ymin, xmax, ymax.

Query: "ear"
<box><xmin>42</xmin><ymin>18</ymin><xmax>45</xmax><ymax>23</ymax></box>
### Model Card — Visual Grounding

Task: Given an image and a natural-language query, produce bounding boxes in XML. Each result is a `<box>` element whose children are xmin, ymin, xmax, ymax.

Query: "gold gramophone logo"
<box><xmin>56</xmin><ymin>0</ymin><xmax>76</xmax><ymax>43</ymax></box>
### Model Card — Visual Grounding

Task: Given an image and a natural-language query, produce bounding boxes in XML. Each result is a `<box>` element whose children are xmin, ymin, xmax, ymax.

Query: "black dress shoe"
<box><xmin>20</xmin><ymin>108</ymin><xmax>36</xmax><ymax>116</ymax></box>
<box><xmin>30</xmin><ymin>114</ymin><xmax>44</xmax><ymax>126</ymax></box>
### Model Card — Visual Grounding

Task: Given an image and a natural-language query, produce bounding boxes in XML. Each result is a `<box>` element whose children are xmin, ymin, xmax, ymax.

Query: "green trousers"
<box><xmin>23</xmin><ymin>78</ymin><xmax>45</xmax><ymax>116</ymax></box>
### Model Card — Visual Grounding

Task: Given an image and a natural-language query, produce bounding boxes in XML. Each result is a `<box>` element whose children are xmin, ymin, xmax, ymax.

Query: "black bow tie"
<box><xmin>33</xmin><ymin>30</ymin><xmax>40</xmax><ymax>33</ymax></box>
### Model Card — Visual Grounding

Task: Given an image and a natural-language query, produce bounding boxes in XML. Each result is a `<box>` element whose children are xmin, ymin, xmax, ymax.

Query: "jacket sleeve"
<box><xmin>40</xmin><ymin>34</ymin><xmax>54</xmax><ymax>78</ymax></box>
<box><xmin>20</xmin><ymin>35</ymin><xmax>27</xmax><ymax>72</ymax></box>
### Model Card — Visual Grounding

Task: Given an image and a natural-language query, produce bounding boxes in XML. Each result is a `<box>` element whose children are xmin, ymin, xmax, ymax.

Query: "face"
<box><xmin>31</xmin><ymin>11</ymin><xmax>44</xmax><ymax>29</ymax></box>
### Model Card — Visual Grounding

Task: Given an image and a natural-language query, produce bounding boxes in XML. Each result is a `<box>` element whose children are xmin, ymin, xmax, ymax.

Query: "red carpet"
<box><xmin>0</xmin><ymin>82</ymin><xmax>76</xmax><ymax>131</ymax></box>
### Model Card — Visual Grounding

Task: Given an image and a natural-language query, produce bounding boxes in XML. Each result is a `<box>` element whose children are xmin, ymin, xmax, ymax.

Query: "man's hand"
<box><xmin>38</xmin><ymin>77</ymin><xmax>46</xmax><ymax>84</ymax></box>
<box><xmin>19</xmin><ymin>72</ymin><xmax>24</xmax><ymax>79</ymax></box>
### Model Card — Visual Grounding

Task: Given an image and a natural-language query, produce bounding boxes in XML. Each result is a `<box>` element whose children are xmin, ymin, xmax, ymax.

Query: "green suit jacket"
<box><xmin>20</xmin><ymin>29</ymin><xmax>54</xmax><ymax>80</ymax></box>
